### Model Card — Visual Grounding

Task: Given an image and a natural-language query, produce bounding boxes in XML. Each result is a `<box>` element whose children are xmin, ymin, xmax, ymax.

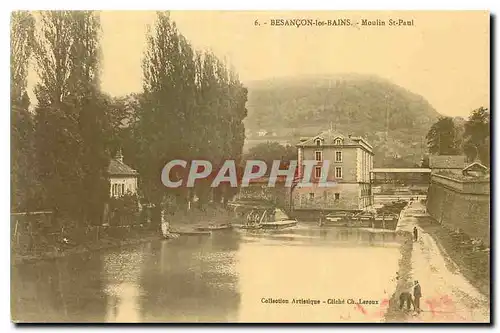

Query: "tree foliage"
<box><xmin>425</xmin><ymin>116</ymin><xmax>461</xmax><ymax>155</ymax></box>
<box><xmin>463</xmin><ymin>107</ymin><xmax>490</xmax><ymax>166</ymax></box>
<box><xmin>11</xmin><ymin>11</ymin><xmax>248</xmax><ymax>223</ymax></box>
<box><xmin>11</xmin><ymin>11</ymin><xmax>35</xmax><ymax>107</ymax></box>
<box><xmin>138</xmin><ymin>11</ymin><xmax>247</xmax><ymax>211</ymax></box>
<box><xmin>11</xmin><ymin>11</ymin><xmax>36</xmax><ymax>212</ymax></box>
<box><xmin>32</xmin><ymin>11</ymin><xmax>110</xmax><ymax>224</ymax></box>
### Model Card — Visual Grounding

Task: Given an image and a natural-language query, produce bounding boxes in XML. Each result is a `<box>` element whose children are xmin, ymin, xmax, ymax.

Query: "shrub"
<box><xmin>108</xmin><ymin>193</ymin><xmax>139</xmax><ymax>226</ymax></box>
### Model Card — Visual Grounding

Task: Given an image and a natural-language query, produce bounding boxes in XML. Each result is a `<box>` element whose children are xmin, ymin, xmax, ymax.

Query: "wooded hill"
<box><xmin>244</xmin><ymin>74</ymin><xmax>442</xmax><ymax>167</ymax></box>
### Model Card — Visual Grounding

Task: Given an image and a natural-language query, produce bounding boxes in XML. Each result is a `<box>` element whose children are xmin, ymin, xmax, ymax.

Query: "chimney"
<box><xmin>116</xmin><ymin>149</ymin><xmax>124</xmax><ymax>163</ymax></box>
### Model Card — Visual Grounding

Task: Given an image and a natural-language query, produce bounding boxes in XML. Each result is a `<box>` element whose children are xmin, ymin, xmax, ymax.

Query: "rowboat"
<box><xmin>170</xmin><ymin>229</ymin><xmax>212</xmax><ymax>236</ymax></box>
<box><xmin>164</xmin><ymin>221</ymin><xmax>212</xmax><ymax>236</ymax></box>
<box><xmin>260</xmin><ymin>219</ymin><xmax>298</xmax><ymax>230</ymax></box>
<box><xmin>196</xmin><ymin>223</ymin><xmax>232</xmax><ymax>232</ymax></box>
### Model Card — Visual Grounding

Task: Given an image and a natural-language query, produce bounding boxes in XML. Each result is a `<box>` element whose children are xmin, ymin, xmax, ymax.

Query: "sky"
<box><xmin>28</xmin><ymin>10</ymin><xmax>490</xmax><ymax>118</ymax></box>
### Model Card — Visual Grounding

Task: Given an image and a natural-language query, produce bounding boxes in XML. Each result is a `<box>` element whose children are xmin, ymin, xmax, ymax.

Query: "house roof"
<box><xmin>462</xmin><ymin>161</ymin><xmax>489</xmax><ymax>172</ymax></box>
<box><xmin>428</xmin><ymin>155</ymin><xmax>467</xmax><ymax>169</ymax></box>
<box><xmin>296</xmin><ymin>129</ymin><xmax>372</xmax><ymax>150</ymax></box>
<box><xmin>108</xmin><ymin>159</ymin><xmax>138</xmax><ymax>176</ymax></box>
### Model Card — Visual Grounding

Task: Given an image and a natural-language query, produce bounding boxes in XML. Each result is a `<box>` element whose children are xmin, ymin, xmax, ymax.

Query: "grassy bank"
<box><xmin>384</xmin><ymin>232</ymin><xmax>414</xmax><ymax>322</ymax></box>
<box><xmin>415</xmin><ymin>216</ymin><xmax>490</xmax><ymax>298</ymax></box>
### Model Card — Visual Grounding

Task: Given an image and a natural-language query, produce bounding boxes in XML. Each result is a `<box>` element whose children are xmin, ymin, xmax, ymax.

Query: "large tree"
<box><xmin>11</xmin><ymin>11</ymin><xmax>35</xmax><ymax>107</ymax></box>
<box><xmin>139</xmin><ymin>11</ymin><xmax>248</xmax><ymax>214</ymax></box>
<box><xmin>463</xmin><ymin>107</ymin><xmax>490</xmax><ymax>166</ymax></box>
<box><xmin>426</xmin><ymin>116</ymin><xmax>461</xmax><ymax>155</ymax></box>
<box><xmin>139</xmin><ymin>11</ymin><xmax>192</xmax><ymax>212</ymax></box>
<box><xmin>11</xmin><ymin>11</ymin><xmax>36</xmax><ymax>212</ymax></box>
<box><xmin>32</xmin><ymin>11</ymin><xmax>109</xmax><ymax>224</ymax></box>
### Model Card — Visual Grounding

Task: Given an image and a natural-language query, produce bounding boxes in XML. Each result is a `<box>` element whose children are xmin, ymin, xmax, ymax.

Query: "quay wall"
<box><xmin>426</xmin><ymin>174</ymin><xmax>490</xmax><ymax>247</ymax></box>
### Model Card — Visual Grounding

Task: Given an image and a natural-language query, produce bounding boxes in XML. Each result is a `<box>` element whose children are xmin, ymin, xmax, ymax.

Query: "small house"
<box><xmin>107</xmin><ymin>150</ymin><xmax>139</xmax><ymax>198</ymax></box>
<box><xmin>462</xmin><ymin>161</ymin><xmax>489</xmax><ymax>178</ymax></box>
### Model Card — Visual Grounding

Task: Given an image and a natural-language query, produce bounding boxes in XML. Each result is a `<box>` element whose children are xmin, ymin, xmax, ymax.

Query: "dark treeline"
<box><xmin>424</xmin><ymin>107</ymin><xmax>490</xmax><ymax>167</ymax></box>
<box><xmin>11</xmin><ymin>11</ymin><xmax>248</xmax><ymax>225</ymax></box>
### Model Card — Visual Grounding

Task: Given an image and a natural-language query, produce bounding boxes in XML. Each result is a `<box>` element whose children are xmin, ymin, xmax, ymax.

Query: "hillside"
<box><xmin>243</xmin><ymin>74</ymin><xmax>441</xmax><ymax>166</ymax></box>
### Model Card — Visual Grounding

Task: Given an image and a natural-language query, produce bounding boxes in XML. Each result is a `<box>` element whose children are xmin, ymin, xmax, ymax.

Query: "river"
<box><xmin>11</xmin><ymin>224</ymin><xmax>402</xmax><ymax>323</ymax></box>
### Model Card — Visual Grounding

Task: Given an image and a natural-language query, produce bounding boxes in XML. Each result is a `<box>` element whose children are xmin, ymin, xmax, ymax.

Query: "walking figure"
<box><xmin>413</xmin><ymin>280</ymin><xmax>422</xmax><ymax>313</ymax></box>
<box><xmin>399</xmin><ymin>291</ymin><xmax>412</xmax><ymax>311</ymax></box>
<box><xmin>413</xmin><ymin>227</ymin><xmax>418</xmax><ymax>242</ymax></box>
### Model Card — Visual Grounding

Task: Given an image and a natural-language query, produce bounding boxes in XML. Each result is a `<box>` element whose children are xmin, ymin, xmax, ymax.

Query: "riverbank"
<box><xmin>12</xmin><ymin>207</ymin><xmax>234</xmax><ymax>266</ymax></box>
<box><xmin>391</xmin><ymin>201</ymin><xmax>489</xmax><ymax>322</ymax></box>
<box><xmin>384</xmin><ymin>231</ymin><xmax>414</xmax><ymax>322</ymax></box>
<box><xmin>415</xmin><ymin>216</ymin><xmax>490</xmax><ymax>298</ymax></box>
<box><xmin>11</xmin><ymin>227</ymin><xmax>162</xmax><ymax>266</ymax></box>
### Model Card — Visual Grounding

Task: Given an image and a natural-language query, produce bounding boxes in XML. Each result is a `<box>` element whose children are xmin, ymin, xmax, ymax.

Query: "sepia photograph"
<box><xmin>10</xmin><ymin>10</ymin><xmax>490</xmax><ymax>323</ymax></box>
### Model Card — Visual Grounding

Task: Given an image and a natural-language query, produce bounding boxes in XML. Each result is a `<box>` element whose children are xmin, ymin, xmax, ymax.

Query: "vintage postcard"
<box><xmin>10</xmin><ymin>10</ymin><xmax>490</xmax><ymax>323</ymax></box>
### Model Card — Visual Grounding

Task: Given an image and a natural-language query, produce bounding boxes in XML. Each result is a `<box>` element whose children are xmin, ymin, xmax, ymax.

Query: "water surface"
<box><xmin>12</xmin><ymin>224</ymin><xmax>401</xmax><ymax>323</ymax></box>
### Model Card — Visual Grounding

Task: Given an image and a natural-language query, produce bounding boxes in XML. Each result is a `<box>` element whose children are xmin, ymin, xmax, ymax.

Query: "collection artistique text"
<box><xmin>261</xmin><ymin>298</ymin><xmax>380</xmax><ymax>305</ymax></box>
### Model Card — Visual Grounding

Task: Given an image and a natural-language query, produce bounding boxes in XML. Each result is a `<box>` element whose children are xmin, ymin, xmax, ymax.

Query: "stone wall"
<box><xmin>426</xmin><ymin>174</ymin><xmax>490</xmax><ymax>247</ymax></box>
<box><xmin>292</xmin><ymin>183</ymin><xmax>362</xmax><ymax>211</ymax></box>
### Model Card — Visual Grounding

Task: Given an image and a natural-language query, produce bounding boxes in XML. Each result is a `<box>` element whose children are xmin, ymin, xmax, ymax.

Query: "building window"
<box><xmin>315</xmin><ymin>151</ymin><xmax>323</xmax><ymax>161</ymax></box>
<box><xmin>335</xmin><ymin>151</ymin><xmax>342</xmax><ymax>162</ymax></box>
<box><xmin>112</xmin><ymin>183</ymin><xmax>126</xmax><ymax>197</ymax></box>
<box><xmin>335</xmin><ymin>167</ymin><xmax>343</xmax><ymax>178</ymax></box>
<box><xmin>315</xmin><ymin>139</ymin><xmax>322</xmax><ymax>146</ymax></box>
<box><xmin>315</xmin><ymin>166</ymin><xmax>322</xmax><ymax>178</ymax></box>
<box><xmin>334</xmin><ymin>138</ymin><xmax>343</xmax><ymax>145</ymax></box>
<box><xmin>335</xmin><ymin>193</ymin><xmax>340</xmax><ymax>200</ymax></box>
<box><xmin>309</xmin><ymin>193</ymin><xmax>315</xmax><ymax>200</ymax></box>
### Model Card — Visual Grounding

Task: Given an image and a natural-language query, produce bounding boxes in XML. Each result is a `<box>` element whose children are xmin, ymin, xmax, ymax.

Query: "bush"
<box><xmin>108</xmin><ymin>193</ymin><xmax>139</xmax><ymax>226</ymax></box>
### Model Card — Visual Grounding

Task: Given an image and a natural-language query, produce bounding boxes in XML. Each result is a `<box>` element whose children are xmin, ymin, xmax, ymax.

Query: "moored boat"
<box><xmin>196</xmin><ymin>223</ymin><xmax>232</xmax><ymax>231</ymax></box>
<box><xmin>320</xmin><ymin>212</ymin><xmax>353</xmax><ymax>226</ymax></box>
<box><xmin>260</xmin><ymin>219</ymin><xmax>298</xmax><ymax>230</ymax></box>
<box><xmin>170</xmin><ymin>229</ymin><xmax>212</xmax><ymax>236</ymax></box>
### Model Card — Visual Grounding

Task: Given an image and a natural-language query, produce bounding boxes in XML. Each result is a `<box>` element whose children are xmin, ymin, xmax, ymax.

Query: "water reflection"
<box><xmin>12</xmin><ymin>224</ymin><xmax>400</xmax><ymax>323</ymax></box>
<box><xmin>11</xmin><ymin>253</ymin><xmax>108</xmax><ymax>322</ymax></box>
<box><xmin>102</xmin><ymin>250</ymin><xmax>145</xmax><ymax>322</ymax></box>
<box><xmin>137</xmin><ymin>233</ymin><xmax>241</xmax><ymax>322</ymax></box>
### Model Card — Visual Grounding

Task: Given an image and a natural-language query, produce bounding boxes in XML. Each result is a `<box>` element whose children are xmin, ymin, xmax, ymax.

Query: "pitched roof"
<box><xmin>296</xmin><ymin>129</ymin><xmax>371</xmax><ymax>149</ymax></box>
<box><xmin>108</xmin><ymin>159</ymin><xmax>138</xmax><ymax>176</ymax></box>
<box><xmin>428</xmin><ymin>155</ymin><xmax>467</xmax><ymax>169</ymax></box>
<box><xmin>462</xmin><ymin>161</ymin><xmax>489</xmax><ymax>172</ymax></box>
